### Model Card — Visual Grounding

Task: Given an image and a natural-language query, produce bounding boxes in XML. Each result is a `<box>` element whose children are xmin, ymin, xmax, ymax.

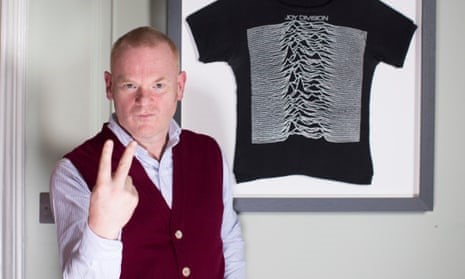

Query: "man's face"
<box><xmin>105</xmin><ymin>44</ymin><xmax>185</xmax><ymax>145</ymax></box>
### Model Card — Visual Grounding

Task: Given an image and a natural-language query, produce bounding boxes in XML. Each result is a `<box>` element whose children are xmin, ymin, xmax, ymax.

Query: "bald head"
<box><xmin>110</xmin><ymin>26</ymin><xmax>180</xmax><ymax>71</ymax></box>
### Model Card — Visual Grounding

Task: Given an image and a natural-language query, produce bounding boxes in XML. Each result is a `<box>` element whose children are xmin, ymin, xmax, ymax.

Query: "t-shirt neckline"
<box><xmin>275</xmin><ymin>0</ymin><xmax>336</xmax><ymax>11</ymax></box>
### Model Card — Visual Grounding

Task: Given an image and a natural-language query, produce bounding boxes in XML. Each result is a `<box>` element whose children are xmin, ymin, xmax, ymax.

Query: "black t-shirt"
<box><xmin>187</xmin><ymin>0</ymin><xmax>417</xmax><ymax>184</ymax></box>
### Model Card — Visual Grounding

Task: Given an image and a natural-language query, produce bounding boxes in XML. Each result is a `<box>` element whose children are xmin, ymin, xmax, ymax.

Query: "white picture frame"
<box><xmin>168</xmin><ymin>0</ymin><xmax>436</xmax><ymax>211</ymax></box>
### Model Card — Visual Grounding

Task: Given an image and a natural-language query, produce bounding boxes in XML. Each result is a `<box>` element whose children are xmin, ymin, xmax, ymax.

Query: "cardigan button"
<box><xmin>182</xmin><ymin>266</ymin><xmax>191</xmax><ymax>277</ymax></box>
<box><xmin>175</xmin><ymin>230</ymin><xmax>183</xmax><ymax>240</ymax></box>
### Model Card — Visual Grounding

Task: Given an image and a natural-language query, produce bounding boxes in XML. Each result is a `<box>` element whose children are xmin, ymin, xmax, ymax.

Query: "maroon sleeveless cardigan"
<box><xmin>65</xmin><ymin>124</ymin><xmax>225</xmax><ymax>278</ymax></box>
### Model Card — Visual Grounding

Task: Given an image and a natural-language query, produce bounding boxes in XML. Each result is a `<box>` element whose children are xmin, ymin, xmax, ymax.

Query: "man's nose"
<box><xmin>135</xmin><ymin>87</ymin><xmax>152</xmax><ymax>104</ymax></box>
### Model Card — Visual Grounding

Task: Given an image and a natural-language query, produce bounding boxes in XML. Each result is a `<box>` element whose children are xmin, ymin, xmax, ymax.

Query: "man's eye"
<box><xmin>153</xmin><ymin>83</ymin><xmax>167</xmax><ymax>93</ymax></box>
<box><xmin>154</xmin><ymin>83</ymin><xmax>165</xmax><ymax>89</ymax></box>
<box><xmin>120</xmin><ymin>82</ymin><xmax>137</xmax><ymax>90</ymax></box>
<box><xmin>123</xmin><ymin>83</ymin><xmax>137</xmax><ymax>90</ymax></box>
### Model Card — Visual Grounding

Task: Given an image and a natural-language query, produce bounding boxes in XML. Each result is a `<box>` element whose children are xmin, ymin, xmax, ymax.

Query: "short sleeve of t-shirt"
<box><xmin>186</xmin><ymin>0</ymin><xmax>237</xmax><ymax>63</ymax></box>
<box><xmin>368</xmin><ymin>0</ymin><xmax>417</xmax><ymax>67</ymax></box>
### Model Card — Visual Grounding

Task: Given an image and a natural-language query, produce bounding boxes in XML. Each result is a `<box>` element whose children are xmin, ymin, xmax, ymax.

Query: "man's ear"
<box><xmin>104</xmin><ymin>71</ymin><xmax>113</xmax><ymax>100</ymax></box>
<box><xmin>177</xmin><ymin>71</ymin><xmax>187</xmax><ymax>101</ymax></box>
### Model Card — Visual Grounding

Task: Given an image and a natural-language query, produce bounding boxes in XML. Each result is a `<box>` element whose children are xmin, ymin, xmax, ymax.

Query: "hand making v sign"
<box><xmin>88</xmin><ymin>139</ymin><xmax>139</xmax><ymax>240</ymax></box>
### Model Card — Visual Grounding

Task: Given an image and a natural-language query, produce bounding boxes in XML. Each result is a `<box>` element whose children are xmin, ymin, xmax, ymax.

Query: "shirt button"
<box><xmin>174</xmin><ymin>230</ymin><xmax>183</xmax><ymax>240</ymax></box>
<box><xmin>182</xmin><ymin>266</ymin><xmax>191</xmax><ymax>277</ymax></box>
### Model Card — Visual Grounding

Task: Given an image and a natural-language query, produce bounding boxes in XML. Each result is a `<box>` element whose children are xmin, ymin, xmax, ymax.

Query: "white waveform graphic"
<box><xmin>248</xmin><ymin>19</ymin><xmax>367</xmax><ymax>144</ymax></box>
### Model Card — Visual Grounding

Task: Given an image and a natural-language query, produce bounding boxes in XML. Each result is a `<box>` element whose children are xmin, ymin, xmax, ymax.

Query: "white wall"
<box><xmin>25</xmin><ymin>0</ymin><xmax>157</xmax><ymax>278</ymax></box>
<box><xmin>23</xmin><ymin>1</ymin><xmax>465</xmax><ymax>278</ymax></box>
<box><xmin>26</xmin><ymin>1</ymin><xmax>110</xmax><ymax>277</ymax></box>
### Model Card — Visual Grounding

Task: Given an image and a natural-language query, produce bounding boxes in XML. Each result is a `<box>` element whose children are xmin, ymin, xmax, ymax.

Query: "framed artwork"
<box><xmin>167</xmin><ymin>0</ymin><xmax>436</xmax><ymax>211</ymax></box>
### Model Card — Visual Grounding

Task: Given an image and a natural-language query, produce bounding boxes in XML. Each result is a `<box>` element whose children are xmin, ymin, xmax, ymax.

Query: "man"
<box><xmin>50</xmin><ymin>26</ymin><xmax>245</xmax><ymax>278</ymax></box>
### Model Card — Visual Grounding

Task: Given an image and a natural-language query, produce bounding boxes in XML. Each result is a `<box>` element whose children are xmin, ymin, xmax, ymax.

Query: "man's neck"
<box><xmin>136</xmin><ymin>133</ymin><xmax>169</xmax><ymax>161</ymax></box>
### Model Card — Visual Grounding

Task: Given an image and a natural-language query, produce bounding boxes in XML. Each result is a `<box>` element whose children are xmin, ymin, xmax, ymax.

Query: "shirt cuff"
<box><xmin>79</xmin><ymin>225</ymin><xmax>123</xmax><ymax>262</ymax></box>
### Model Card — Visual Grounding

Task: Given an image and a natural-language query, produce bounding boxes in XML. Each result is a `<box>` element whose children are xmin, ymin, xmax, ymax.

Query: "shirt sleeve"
<box><xmin>50</xmin><ymin>158</ymin><xmax>123</xmax><ymax>279</ymax></box>
<box><xmin>220</xmin><ymin>152</ymin><xmax>246</xmax><ymax>278</ymax></box>
<box><xmin>186</xmin><ymin>0</ymin><xmax>238</xmax><ymax>63</ymax></box>
<box><xmin>369</xmin><ymin>0</ymin><xmax>418</xmax><ymax>67</ymax></box>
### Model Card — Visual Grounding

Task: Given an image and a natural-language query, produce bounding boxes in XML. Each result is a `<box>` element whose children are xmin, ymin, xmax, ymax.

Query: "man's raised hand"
<box><xmin>88</xmin><ymin>140</ymin><xmax>139</xmax><ymax>239</ymax></box>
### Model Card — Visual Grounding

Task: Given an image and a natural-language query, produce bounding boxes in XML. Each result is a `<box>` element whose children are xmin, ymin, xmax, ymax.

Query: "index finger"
<box><xmin>113</xmin><ymin>141</ymin><xmax>137</xmax><ymax>183</ymax></box>
<box><xmin>96</xmin><ymin>139</ymin><xmax>114</xmax><ymax>185</ymax></box>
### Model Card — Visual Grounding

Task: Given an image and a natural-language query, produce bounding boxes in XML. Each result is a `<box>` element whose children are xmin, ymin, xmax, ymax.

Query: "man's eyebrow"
<box><xmin>113</xmin><ymin>75</ymin><xmax>169</xmax><ymax>84</ymax></box>
<box><xmin>153</xmin><ymin>77</ymin><xmax>167</xmax><ymax>83</ymax></box>
<box><xmin>113</xmin><ymin>75</ymin><xmax>133</xmax><ymax>82</ymax></box>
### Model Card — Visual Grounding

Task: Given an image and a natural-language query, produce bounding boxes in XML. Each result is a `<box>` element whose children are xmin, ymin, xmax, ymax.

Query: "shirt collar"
<box><xmin>107</xmin><ymin>113</ymin><xmax>182</xmax><ymax>153</ymax></box>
